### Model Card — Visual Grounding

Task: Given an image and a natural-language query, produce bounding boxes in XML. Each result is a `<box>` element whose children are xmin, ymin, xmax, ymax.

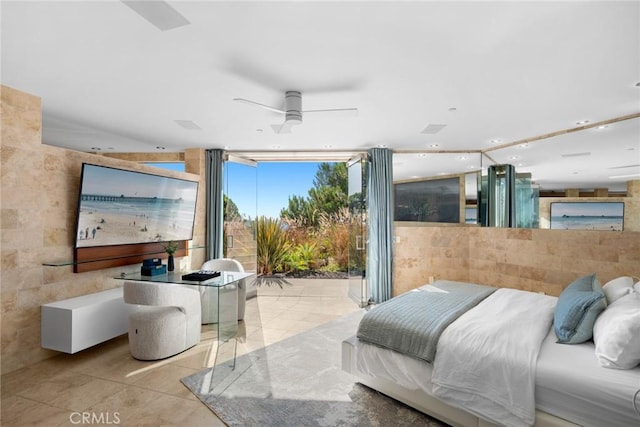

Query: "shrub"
<box><xmin>256</xmin><ymin>216</ymin><xmax>290</xmax><ymax>275</ymax></box>
<box><xmin>317</xmin><ymin>208</ymin><xmax>350</xmax><ymax>271</ymax></box>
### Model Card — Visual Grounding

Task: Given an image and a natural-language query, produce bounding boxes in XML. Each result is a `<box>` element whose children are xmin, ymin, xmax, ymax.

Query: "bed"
<box><xmin>341</xmin><ymin>280</ymin><xmax>640</xmax><ymax>427</ymax></box>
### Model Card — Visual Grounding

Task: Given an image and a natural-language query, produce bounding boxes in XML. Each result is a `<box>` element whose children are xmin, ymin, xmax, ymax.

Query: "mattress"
<box><xmin>535</xmin><ymin>328</ymin><xmax>640</xmax><ymax>427</ymax></box>
<box><xmin>347</xmin><ymin>329</ymin><xmax>640</xmax><ymax>427</ymax></box>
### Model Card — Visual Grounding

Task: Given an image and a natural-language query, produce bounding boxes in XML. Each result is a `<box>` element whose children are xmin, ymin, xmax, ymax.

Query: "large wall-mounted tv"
<box><xmin>75</xmin><ymin>163</ymin><xmax>199</xmax><ymax>248</ymax></box>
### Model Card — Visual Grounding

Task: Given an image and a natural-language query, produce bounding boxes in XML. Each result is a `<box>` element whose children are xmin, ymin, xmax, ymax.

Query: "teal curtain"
<box><xmin>205</xmin><ymin>149</ymin><xmax>224</xmax><ymax>260</ymax></box>
<box><xmin>367</xmin><ymin>148</ymin><xmax>394</xmax><ymax>303</ymax></box>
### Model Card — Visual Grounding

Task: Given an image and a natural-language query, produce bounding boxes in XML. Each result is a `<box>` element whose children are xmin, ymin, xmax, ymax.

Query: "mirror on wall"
<box><xmin>482</xmin><ymin>116</ymin><xmax>638</xmax><ymax>196</ymax></box>
<box><xmin>392</xmin><ymin>116</ymin><xmax>639</xmax><ymax>228</ymax></box>
<box><xmin>393</xmin><ymin>152</ymin><xmax>481</xmax><ymax>224</ymax></box>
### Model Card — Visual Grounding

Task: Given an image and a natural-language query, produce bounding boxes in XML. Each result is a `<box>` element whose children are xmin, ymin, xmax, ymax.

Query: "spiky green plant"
<box><xmin>256</xmin><ymin>216</ymin><xmax>290</xmax><ymax>275</ymax></box>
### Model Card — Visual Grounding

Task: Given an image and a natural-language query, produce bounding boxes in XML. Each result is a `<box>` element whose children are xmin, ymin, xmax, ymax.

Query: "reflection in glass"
<box><xmin>395</xmin><ymin>177</ymin><xmax>460</xmax><ymax>223</ymax></box>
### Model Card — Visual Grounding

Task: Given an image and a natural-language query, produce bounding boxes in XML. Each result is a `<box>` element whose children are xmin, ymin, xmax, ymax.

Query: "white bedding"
<box><xmin>349</xmin><ymin>331</ymin><xmax>640</xmax><ymax>426</ymax></box>
<box><xmin>431</xmin><ymin>288</ymin><xmax>556</xmax><ymax>427</ymax></box>
<box><xmin>348</xmin><ymin>319</ymin><xmax>640</xmax><ymax>426</ymax></box>
<box><xmin>536</xmin><ymin>328</ymin><xmax>640</xmax><ymax>427</ymax></box>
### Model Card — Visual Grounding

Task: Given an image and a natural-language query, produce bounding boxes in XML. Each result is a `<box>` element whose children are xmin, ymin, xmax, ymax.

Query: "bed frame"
<box><xmin>341</xmin><ymin>337</ymin><xmax>579</xmax><ymax>427</ymax></box>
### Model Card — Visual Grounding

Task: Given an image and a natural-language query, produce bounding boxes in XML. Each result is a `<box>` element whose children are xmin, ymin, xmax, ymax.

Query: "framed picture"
<box><xmin>550</xmin><ymin>202</ymin><xmax>624</xmax><ymax>231</ymax></box>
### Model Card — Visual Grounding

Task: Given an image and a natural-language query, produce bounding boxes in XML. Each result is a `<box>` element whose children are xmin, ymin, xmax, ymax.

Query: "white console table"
<box><xmin>41</xmin><ymin>287</ymin><xmax>130</xmax><ymax>353</ymax></box>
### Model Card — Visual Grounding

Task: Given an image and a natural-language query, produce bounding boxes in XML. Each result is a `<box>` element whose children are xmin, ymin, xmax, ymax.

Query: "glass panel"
<box><xmin>515</xmin><ymin>174</ymin><xmax>540</xmax><ymax>228</ymax></box>
<box><xmin>348</xmin><ymin>156</ymin><xmax>368</xmax><ymax>307</ymax></box>
<box><xmin>394</xmin><ymin>177</ymin><xmax>461</xmax><ymax>223</ymax></box>
<box><xmin>223</xmin><ymin>158</ymin><xmax>257</xmax><ymax>274</ymax></box>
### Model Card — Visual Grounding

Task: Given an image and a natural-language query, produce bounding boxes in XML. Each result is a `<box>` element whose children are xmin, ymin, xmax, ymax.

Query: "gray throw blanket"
<box><xmin>356</xmin><ymin>280</ymin><xmax>496</xmax><ymax>363</ymax></box>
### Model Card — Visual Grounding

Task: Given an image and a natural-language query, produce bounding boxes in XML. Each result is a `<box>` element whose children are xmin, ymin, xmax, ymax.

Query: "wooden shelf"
<box><xmin>43</xmin><ymin>244</ymin><xmax>205</xmax><ymax>272</ymax></box>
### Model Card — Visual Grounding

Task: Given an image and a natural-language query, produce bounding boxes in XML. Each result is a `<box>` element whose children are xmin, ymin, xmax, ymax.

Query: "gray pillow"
<box><xmin>554</xmin><ymin>273</ymin><xmax>607</xmax><ymax>344</ymax></box>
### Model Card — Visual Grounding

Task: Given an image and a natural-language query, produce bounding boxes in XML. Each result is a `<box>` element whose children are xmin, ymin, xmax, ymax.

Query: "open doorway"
<box><xmin>222</xmin><ymin>158</ymin><xmax>364</xmax><ymax>352</ymax></box>
<box><xmin>223</xmin><ymin>160</ymin><xmax>355</xmax><ymax>280</ymax></box>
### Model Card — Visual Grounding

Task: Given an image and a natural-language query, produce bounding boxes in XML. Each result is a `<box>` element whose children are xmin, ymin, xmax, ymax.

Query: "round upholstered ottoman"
<box><xmin>128</xmin><ymin>305</ymin><xmax>187</xmax><ymax>360</ymax></box>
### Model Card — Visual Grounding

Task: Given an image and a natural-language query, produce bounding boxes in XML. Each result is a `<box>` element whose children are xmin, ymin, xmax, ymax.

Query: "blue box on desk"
<box><xmin>141</xmin><ymin>264</ymin><xmax>167</xmax><ymax>276</ymax></box>
<box><xmin>142</xmin><ymin>258</ymin><xmax>162</xmax><ymax>267</ymax></box>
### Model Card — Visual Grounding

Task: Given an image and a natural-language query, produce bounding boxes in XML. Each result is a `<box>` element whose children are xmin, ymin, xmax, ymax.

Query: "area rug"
<box><xmin>181</xmin><ymin>310</ymin><xmax>446</xmax><ymax>426</ymax></box>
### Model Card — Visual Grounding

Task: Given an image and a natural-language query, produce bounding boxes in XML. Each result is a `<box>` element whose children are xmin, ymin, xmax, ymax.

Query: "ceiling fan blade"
<box><xmin>233</xmin><ymin>98</ymin><xmax>285</xmax><ymax>114</ymax></box>
<box><xmin>302</xmin><ymin>107</ymin><xmax>358</xmax><ymax>114</ymax></box>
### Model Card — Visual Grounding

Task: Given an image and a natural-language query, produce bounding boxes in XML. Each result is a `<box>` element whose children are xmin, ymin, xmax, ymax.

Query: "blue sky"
<box><xmin>229</xmin><ymin>162</ymin><xmax>322</xmax><ymax>219</ymax></box>
<box><xmin>149</xmin><ymin>161</ymin><xmax>323</xmax><ymax>218</ymax></box>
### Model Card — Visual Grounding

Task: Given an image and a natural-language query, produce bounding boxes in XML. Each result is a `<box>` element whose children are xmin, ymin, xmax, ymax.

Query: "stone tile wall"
<box><xmin>393</xmin><ymin>224</ymin><xmax>640</xmax><ymax>297</ymax></box>
<box><xmin>1</xmin><ymin>86</ymin><xmax>206</xmax><ymax>373</ymax></box>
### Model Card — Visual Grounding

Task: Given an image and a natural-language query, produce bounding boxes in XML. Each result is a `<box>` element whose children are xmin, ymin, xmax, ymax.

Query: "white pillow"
<box><xmin>634</xmin><ymin>280</ymin><xmax>640</xmax><ymax>294</ymax></box>
<box><xmin>602</xmin><ymin>276</ymin><xmax>634</xmax><ymax>304</ymax></box>
<box><xmin>593</xmin><ymin>292</ymin><xmax>640</xmax><ymax>369</ymax></box>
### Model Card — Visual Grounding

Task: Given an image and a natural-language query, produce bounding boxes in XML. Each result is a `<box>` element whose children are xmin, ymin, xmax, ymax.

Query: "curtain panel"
<box><xmin>367</xmin><ymin>148</ymin><xmax>394</xmax><ymax>303</ymax></box>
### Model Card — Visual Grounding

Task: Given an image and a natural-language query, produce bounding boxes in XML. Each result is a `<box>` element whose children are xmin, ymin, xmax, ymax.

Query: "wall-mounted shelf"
<box><xmin>43</xmin><ymin>244</ymin><xmax>205</xmax><ymax>271</ymax></box>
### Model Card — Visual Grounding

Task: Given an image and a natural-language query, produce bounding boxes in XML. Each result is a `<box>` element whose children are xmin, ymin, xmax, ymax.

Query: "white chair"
<box><xmin>200</xmin><ymin>258</ymin><xmax>247</xmax><ymax>323</ymax></box>
<box><xmin>123</xmin><ymin>280</ymin><xmax>201</xmax><ymax>360</ymax></box>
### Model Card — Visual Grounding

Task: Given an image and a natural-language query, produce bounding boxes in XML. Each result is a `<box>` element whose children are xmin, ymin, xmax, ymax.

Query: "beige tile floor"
<box><xmin>1</xmin><ymin>279</ymin><xmax>360</xmax><ymax>426</ymax></box>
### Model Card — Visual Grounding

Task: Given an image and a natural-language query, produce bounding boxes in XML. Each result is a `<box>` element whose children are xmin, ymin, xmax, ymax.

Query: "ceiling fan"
<box><xmin>233</xmin><ymin>91</ymin><xmax>358</xmax><ymax>134</ymax></box>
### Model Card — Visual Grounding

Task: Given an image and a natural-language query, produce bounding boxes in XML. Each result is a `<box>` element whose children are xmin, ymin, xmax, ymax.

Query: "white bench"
<box><xmin>41</xmin><ymin>287</ymin><xmax>130</xmax><ymax>353</ymax></box>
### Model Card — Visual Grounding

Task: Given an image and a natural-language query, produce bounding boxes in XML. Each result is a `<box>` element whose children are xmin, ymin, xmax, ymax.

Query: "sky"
<box><xmin>229</xmin><ymin>161</ymin><xmax>322</xmax><ymax>219</ymax></box>
<box><xmin>83</xmin><ymin>163</ymin><xmax>198</xmax><ymax>201</ymax></box>
<box><xmin>149</xmin><ymin>161</ymin><xmax>324</xmax><ymax>219</ymax></box>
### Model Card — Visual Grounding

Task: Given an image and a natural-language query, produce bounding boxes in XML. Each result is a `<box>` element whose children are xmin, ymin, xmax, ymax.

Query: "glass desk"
<box><xmin>115</xmin><ymin>270</ymin><xmax>254</xmax><ymax>371</ymax></box>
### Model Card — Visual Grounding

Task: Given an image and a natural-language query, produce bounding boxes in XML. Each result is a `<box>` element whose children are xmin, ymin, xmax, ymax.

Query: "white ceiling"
<box><xmin>2</xmin><ymin>1</ymin><xmax>639</xmax><ymax>189</ymax></box>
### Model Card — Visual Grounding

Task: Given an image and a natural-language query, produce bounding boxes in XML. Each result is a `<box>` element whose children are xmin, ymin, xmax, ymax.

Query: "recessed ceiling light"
<box><xmin>595</xmin><ymin>125</ymin><xmax>608</xmax><ymax>130</ymax></box>
<box><xmin>271</xmin><ymin>145</ymin><xmax>281</xmax><ymax>149</ymax></box>
<box><xmin>324</xmin><ymin>144</ymin><xmax>333</xmax><ymax>149</ymax></box>
<box><xmin>489</xmin><ymin>139</ymin><xmax>502</xmax><ymax>144</ymax></box>
<box><xmin>429</xmin><ymin>143</ymin><xmax>440</xmax><ymax>148</ymax></box>
<box><xmin>508</xmin><ymin>155</ymin><xmax>520</xmax><ymax>160</ymax></box>
<box><xmin>156</xmin><ymin>146</ymin><xmax>166</xmax><ymax>150</ymax></box>
<box><xmin>457</xmin><ymin>155</ymin><xmax>468</xmax><ymax>160</ymax></box>
<box><xmin>576</xmin><ymin>119</ymin><xmax>590</xmax><ymax>125</ymax></box>
<box><xmin>90</xmin><ymin>147</ymin><xmax>101</xmax><ymax>151</ymax></box>
<box><xmin>377</xmin><ymin>144</ymin><xmax>388</xmax><ymax>148</ymax></box>
<box><xmin>518</xmin><ymin>143</ymin><xmax>529</xmax><ymax>148</ymax></box>
<box><xmin>418</xmin><ymin>153</ymin><xmax>428</xmax><ymax>158</ymax></box>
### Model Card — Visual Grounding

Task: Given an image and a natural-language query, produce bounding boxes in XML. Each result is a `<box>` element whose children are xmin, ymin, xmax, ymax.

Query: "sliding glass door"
<box><xmin>348</xmin><ymin>155</ymin><xmax>368</xmax><ymax>306</ymax></box>
<box><xmin>223</xmin><ymin>155</ymin><xmax>257</xmax><ymax>274</ymax></box>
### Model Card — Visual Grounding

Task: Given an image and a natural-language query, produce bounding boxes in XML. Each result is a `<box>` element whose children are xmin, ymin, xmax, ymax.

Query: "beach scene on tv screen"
<box><xmin>550</xmin><ymin>202</ymin><xmax>624</xmax><ymax>231</ymax></box>
<box><xmin>76</xmin><ymin>165</ymin><xmax>198</xmax><ymax>247</ymax></box>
